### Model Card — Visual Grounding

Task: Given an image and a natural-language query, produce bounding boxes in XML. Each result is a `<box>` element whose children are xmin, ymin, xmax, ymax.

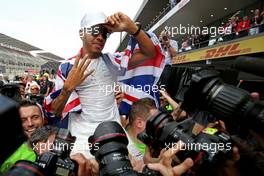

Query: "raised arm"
<box><xmin>105</xmin><ymin>12</ymin><xmax>156</xmax><ymax>67</ymax></box>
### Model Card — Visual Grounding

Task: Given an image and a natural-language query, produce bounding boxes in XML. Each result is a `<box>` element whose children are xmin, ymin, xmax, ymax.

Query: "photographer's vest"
<box><xmin>0</xmin><ymin>142</ymin><xmax>36</xmax><ymax>173</ymax></box>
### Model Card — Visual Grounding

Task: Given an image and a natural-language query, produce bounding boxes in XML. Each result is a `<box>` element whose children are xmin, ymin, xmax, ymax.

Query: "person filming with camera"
<box><xmin>158</xmin><ymin>29</ymin><xmax>178</xmax><ymax>95</ymax></box>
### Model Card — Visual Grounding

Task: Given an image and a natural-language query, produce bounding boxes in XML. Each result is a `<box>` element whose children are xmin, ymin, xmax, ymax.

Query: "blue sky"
<box><xmin>0</xmin><ymin>0</ymin><xmax>143</xmax><ymax>58</ymax></box>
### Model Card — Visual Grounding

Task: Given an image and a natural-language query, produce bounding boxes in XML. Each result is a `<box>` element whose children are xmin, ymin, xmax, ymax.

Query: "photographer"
<box><xmin>173</xmin><ymin>68</ymin><xmax>264</xmax><ymax>175</ymax></box>
<box><xmin>29</xmin><ymin>125</ymin><xmax>58</xmax><ymax>155</ymax></box>
<box><xmin>29</xmin><ymin>125</ymin><xmax>99</xmax><ymax>176</ymax></box>
<box><xmin>126</xmin><ymin>98</ymin><xmax>158</xmax><ymax>171</ymax></box>
<box><xmin>0</xmin><ymin>83</ymin><xmax>23</xmax><ymax>102</ymax></box>
<box><xmin>25</xmin><ymin>75</ymin><xmax>38</xmax><ymax>94</ymax></box>
<box><xmin>89</xmin><ymin>121</ymin><xmax>194</xmax><ymax>176</ymax></box>
<box><xmin>0</xmin><ymin>100</ymin><xmax>45</xmax><ymax>173</ymax></box>
<box><xmin>39</xmin><ymin>73</ymin><xmax>53</xmax><ymax>97</ymax></box>
<box><xmin>3</xmin><ymin>124</ymin><xmax>100</xmax><ymax>176</ymax></box>
<box><xmin>127</xmin><ymin>97</ymin><xmax>186</xmax><ymax>165</ymax></box>
<box><xmin>158</xmin><ymin>30</ymin><xmax>178</xmax><ymax>95</ymax></box>
<box><xmin>25</xmin><ymin>82</ymin><xmax>44</xmax><ymax>105</ymax></box>
<box><xmin>18</xmin><ymin>83</ymin><xmax>26</xmax><ymax>100</ymax></box>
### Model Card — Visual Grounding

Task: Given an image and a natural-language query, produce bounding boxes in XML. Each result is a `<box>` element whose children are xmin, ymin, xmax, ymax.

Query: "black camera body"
<box><xmin>181</xmin><ymin>69</ymin><xmax>264</xmax><ymax>135</ymax></box>
<box><xmin>0</xmin><ymin>96</ymin><xmax>26</xmax><ymax>165</ymax></box>
<box><xmin>26</xmin><ymin>93</ymin><xmax>44</xmax><ymax>105</ymax></box>
<box><xmin>89</xmin><ymin>121</ymin><xmax>160</xmax><ymax>176</ymax></box>
<box><xmin>0</xmin><ymin>83</ymin><xmax>21</xmax><ymax>101</ymax></box>
<box><xmin>138</xmin><ymin>112</ymin><xmax>231</xmax><ymax>164</ymax></box>
<box><xmin>36</xmin><ymin>128</ymin><xmax>78</xmax><ymax>176</ymax></box>
<box><xmin>5</xmin><ymin>128</ymin><xmax>78</xmax><ymax>176</ymax></box>
<box><xmin>36</xmin><ymin>152</ymin><xmax>77</xmax><ymax>176</ymax></box>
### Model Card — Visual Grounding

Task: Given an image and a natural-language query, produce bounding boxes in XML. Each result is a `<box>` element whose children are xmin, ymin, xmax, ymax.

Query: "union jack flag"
<box><xmin>44</xmin><ymin>32</ymin><xmax>165</xmax><ymax>127</ymax></box>
<box><xmin>118</xmin><ymin>32</ymin><xmax>165</xmax><ymax>115</ymax></box>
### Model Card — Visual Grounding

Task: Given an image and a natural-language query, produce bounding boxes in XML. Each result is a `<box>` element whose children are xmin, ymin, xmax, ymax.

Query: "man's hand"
<box><xmin>160</xmin><ymin>33</ymin><xmax>170</xmax><ymax>47</ymax></box>
<box><xmin>51</xmin><ymin>54</ymin><xmax>94</xmax><ymax>116</ymax></box>
<box><xmin>105</xmin><ymin>12</ymin><xmax>156</xmax><ymax>67</ymax></box>
<box><xmin>159</xmin><ymin>89</ymin><xmax>186</xmax><ymax>120</ymax></box>
<box><xmin>159</xmin><ymin>89</ymin><xmax>170</xmax><ymax>99</ymax></box>
<box><xmin>115</xmin><ymin>85</ymin><xmax>124</xmax><ymax>107</ymax></box>
<box><xmin>147</xmin><ymin>142</ymin><xmax>193</xmax><ymax>176</ymax></box>
<box><xmin>71</xmin><ymin>153</ymin><xmax>99</xmax><ymax>176</ymax></box>
<box><xmin>64</xmin><ymin>54</ymin><xmax>94</xmax><ymax>92</ymax></box>
<box><xmin>105</xmin><ymin>12</ymin><xmax>138</xmax><ymax>35</ymax></box>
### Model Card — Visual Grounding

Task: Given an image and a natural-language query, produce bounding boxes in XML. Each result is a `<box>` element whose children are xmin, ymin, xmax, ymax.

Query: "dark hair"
<box><xmin>18</xmin><ymin>82</ymin><xmax>26</xmax><ymax>87</ymax></box>
<box><xmin>29</xmin><ymin>125</ymin><xmax>59</xmax><ymax>146</ymax></box>
<box><xmin>19</xmin><ymin>99</ymin><xmax>39</xmax><ymax>107</ymax></box>
<box><xmin>19</xmin><ymin>99</ymin><xmax>45</xmax><ymax>118</ymax></box>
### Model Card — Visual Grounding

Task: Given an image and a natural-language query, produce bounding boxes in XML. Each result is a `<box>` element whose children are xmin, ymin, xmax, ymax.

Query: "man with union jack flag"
<box><xmin>44</xmin><ymin>11</ymin><xmax>164</xmax><ymax>158</ymax></box>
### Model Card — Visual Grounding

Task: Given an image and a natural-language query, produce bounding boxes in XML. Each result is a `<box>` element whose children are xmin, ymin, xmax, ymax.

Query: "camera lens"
<box><xmin>5</xmin><ymin>160</ymin><xmax>45</xmax><ymax>176</ymax></box>
<box><xmin>88</xmin><ymin>121</ymin><xmax>134</xmax><ymax>176</ymax></box>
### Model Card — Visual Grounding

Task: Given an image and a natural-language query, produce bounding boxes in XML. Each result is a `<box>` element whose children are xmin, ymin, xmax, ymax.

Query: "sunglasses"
<box><xmin>91</xmin><ymin>25</ymin><xmax>110</xmax><ymax>40</ymax></box>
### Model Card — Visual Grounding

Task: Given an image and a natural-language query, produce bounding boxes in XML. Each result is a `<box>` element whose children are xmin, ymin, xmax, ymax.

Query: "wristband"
<box><xmin>131</xmin><ymin>22</ymin><xmax>141</xmax><ymax>37</ymax></box>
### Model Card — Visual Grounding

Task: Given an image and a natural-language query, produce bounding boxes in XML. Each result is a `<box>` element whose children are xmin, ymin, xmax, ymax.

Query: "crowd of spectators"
<box><xmin>178</xmin><ymin>8</ymin><xmax>264</xmax><ymax>53</ymax></box>
<box><xmin>0</xmin><ymin>70</ymin><xmax>55</xmax><ymax>105</ymax></box>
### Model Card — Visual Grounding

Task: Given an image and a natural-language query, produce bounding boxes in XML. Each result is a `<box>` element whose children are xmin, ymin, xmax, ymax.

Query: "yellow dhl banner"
<box><xmin>172</xmin><ymin>35</ymin><xmax>264</xmax><ymax>64</ymax></box>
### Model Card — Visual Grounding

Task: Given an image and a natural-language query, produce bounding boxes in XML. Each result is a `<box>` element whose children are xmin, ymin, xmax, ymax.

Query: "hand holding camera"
<box><xmin>159</xmin><ymin>31</ymin><xmax>171</xmax><ymax>48</ymax></box>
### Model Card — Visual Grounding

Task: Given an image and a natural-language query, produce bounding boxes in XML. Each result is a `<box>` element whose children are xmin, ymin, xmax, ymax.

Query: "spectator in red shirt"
<box><xmin>236</xmin><ymin>16</ymin><xmax>250</xmax><ymax>38</ymax></box>
<box><xmin>222</xmin><ymin>16</ymin><xmax>237</xmax><ymax>41</ymax></box>
<box><xmin>230</xmin><ymin>16</ymin><xmax>238</xmax><ymax>33</ymax></box>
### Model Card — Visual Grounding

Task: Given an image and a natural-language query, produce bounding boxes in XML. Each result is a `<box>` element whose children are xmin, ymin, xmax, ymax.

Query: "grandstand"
<box><xmin>0</xmin><ymin>33</ymin><xmax>63</xmax><ymax>78</ymax></box>
<box><xmin>118</xmin><ymin>0</ymin><xmax>264</xmax><ymax>69</ymax></box>
<box><xmin>117</xmin><ymin>0</ymin><xmax>264</xmax><ymax>97</ymax></box>
<box><xmin>118</xmin><ymin>0</ymin><xmax>263</xmax><ymax>51</ymax></box>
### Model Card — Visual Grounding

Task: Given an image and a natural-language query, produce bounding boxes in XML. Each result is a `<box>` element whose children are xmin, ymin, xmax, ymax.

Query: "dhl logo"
<box><xmin>173</xmin><ymin>55</ymin><xmax>187</xmax><ymax>63</ymax></box>
<box><xmin>202</xmin><ymin>43</ymin><xmax>251</xmax><ymax>59</ymax></box>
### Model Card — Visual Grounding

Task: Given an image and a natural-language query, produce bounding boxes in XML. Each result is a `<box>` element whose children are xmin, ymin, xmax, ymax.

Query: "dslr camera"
<box><xmin>6</xmin><ymin>128</ymin><xmax>78</xmax><ymax>176</ymax></box>
<box><xmin>88</xmin><ymin>121</ymin><xmax>160</xmax><ymax>176</ymax></box>
<box><xmin>138</xmin><ymin>112</ymin><xmax>231</xmax><ymax>165</ymax></box>
<box><xmin>26</xmin><ymin>94</ymin><xmax>44</xmax><ymax>105</ymax></box>
<box><xmin>180</xmin><ymin>69</ymin><xmax>264</xmax><ymax>135</ymax></box>
<box><xmin>0</xmin><ymin>83</ymin><xmax>21</xmax><ymax>101</ymax></box>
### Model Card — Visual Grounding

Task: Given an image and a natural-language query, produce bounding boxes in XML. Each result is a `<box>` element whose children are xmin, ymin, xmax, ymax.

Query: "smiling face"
<box><xmin>19</xmin><ymin>105</ymin><xmax>44</xmax><ymax>138</ymax></box>
<box><xmin>30</xmin><ymin>86</ymin><xmax>40</xmax><ymax>95</ymax></box>
<box><xmin>80</xmin><ymin>25</ymin><xmax>109</xmax><ymax>58</ymax></box>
